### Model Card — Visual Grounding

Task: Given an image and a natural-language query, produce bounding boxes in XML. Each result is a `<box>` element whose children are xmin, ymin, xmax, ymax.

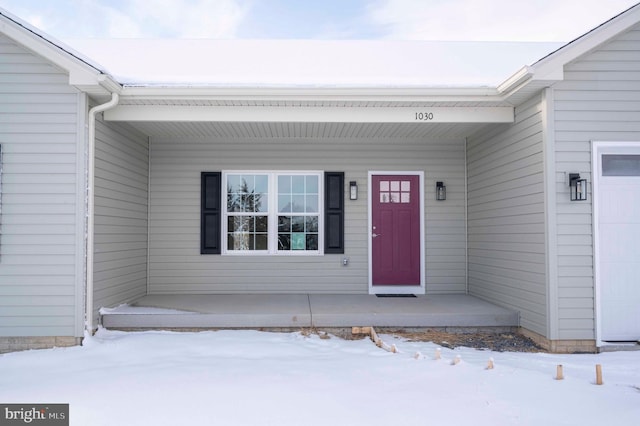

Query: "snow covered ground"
<box><xmin>1</xmin><ymin>329</ymin><xmax>638</xmax><ymax>426</ymax></box>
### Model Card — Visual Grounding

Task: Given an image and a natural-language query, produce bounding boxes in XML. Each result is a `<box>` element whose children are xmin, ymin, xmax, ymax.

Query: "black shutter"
<box><xmin>324</xmin><ymin>172</ymin><xmax>344</xmax><ymax>254</ymax></box>
<box><xmin>201</xmin><ymin>172</ymin><xmax>222</xmax><ymax>254</ymax></box>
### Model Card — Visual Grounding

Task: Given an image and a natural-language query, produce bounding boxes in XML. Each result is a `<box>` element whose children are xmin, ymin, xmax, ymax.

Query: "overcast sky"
<box><xmin>0</xmin><ymin>0</ymin><xmax>637</xmax><ymax>42</ymax></box>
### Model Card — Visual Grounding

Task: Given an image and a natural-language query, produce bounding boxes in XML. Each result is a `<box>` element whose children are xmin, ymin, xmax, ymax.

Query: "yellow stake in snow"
<box><xmin>595</xmin><ymin>364</ymin><xmax>603</xmax><ymax>385</ymax></box>
<box><xmin>555</xmin><ymin>365</ymin><xmax>564</xmax><ymax>380</ymax></box>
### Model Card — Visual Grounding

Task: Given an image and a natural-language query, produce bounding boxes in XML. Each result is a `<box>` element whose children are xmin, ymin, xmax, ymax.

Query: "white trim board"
<box><xmin>104</xmin><ymin>105</ymin><xmax>514</xmax><ymax>124</ymax></box>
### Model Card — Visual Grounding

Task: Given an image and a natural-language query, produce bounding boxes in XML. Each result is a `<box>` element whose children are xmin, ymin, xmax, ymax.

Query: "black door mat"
<box><xmin>376</xmin><ymin>294</ymin><xmax>416</xmax><ymax>298</ymax></box>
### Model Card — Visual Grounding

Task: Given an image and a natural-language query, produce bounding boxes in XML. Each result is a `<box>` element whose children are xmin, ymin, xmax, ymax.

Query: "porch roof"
<box><xmin>64</xmin><ymin>38</ymin><xmax>562</xmax><ymax>89</ymax></box>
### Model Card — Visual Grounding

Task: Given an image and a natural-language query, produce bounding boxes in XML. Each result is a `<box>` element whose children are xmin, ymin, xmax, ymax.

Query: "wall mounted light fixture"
<box><xmin>349</xmin><ymin>181</ymin><xmax>358</xmax><ymax>200</ymax></box>
<box><xmin>436</xmin><ymin>181</ymin><xmax>446</xmax><ymax>201</ymax></box>
<box><xmin>569</xmin><ymin>173</ymin><xmax>587</xmax><ymax>201</ymax></box>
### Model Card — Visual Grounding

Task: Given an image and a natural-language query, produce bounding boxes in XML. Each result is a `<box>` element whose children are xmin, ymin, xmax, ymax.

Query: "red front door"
<box><xmin>372</xmin><ymin>174</ymin><xmax>421</xmax><ymax>286</ymax></box>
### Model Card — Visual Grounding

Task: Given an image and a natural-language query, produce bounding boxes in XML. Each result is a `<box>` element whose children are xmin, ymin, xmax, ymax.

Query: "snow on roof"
<box><xmin>63</xmin><ymin>39</ymin><xmax>563</xmax><ymax>88</ymax></box>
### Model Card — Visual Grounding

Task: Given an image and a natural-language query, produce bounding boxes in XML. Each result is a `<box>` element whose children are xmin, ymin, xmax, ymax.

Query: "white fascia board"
<box><xmin>119</xmin><ymin>86</ymin><xmax>502</xmax><ymax>103</ymax></box>
<box><xmin>105</xmin><ymin>105</ymin><xmax>514</xmax><ymax>124</ymax></box>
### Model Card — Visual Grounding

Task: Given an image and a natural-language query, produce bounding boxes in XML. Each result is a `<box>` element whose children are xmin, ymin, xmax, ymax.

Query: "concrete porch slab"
<box><xmin>101</xmin><ymin>294</ymin><xmax>519</xmax><ymax>330</ymax></box>
<box><xmin>309</xmin><ymin>294</ymin><xmax>519</xmax><ymax>327</ymax></box>
<box><xmin>102</xmin><ymin>294</ymin><xmax>312</xmax><ymax>328</ymax></box>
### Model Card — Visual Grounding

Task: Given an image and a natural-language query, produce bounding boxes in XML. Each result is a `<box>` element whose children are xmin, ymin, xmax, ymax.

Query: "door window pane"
<box><xmin>379</xmin><ymin>179</ymin><xmax>411</xmax><ymax>204</ymax></box>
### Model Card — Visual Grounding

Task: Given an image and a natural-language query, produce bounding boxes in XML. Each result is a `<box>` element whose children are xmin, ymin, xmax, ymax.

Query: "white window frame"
<box><xmin>222</xmin><ymin>170</ymin><xmax>324</xmax><ymax>256</ymax></box>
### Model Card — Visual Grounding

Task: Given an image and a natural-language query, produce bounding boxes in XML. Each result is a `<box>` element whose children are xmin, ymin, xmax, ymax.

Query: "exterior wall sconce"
<box><xmin>349</xmin><ymin>181</ymin><xmax>358</xmax><ymax>200</ymax></box>
<box><xmin>436</xmin><ymin>181</ymin><xmax>446</xmax><ymax>201</ymax></box>
<box><xmin>569</xmin><ymin>173</ymin><xmax>587</xmax><ymax>201</ymax></box>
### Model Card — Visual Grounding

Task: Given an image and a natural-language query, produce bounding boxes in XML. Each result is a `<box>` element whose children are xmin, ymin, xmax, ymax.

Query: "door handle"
<box><xmin>372</xmin><ymin>233</ymin><xmax>382</xmax><ymax>238</ymax></box>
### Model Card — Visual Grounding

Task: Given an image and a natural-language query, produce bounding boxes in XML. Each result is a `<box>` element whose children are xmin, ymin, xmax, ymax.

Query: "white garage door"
<box><xmin>596</xmin><ymin>146</ymin><xmax>640</xmax><ymax>342</ymax></box>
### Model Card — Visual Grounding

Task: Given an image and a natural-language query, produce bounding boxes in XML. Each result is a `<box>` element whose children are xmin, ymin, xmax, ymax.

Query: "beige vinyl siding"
<box><xmin>551</xmin><ymin>23</ymin><xmax>640</xmax><ymax>340</ymax></box>
<box><xmin>467</xmin><ymin>94</ymin><xmax>547</xmax><ymax>336</ymax></box>
<box><xmin>148</xmin><ymin>137</ymin><xmax>466</xmax><ymax>294</ymax></box>
<box><xmin>93</xmin><ymin>116</ymin><xmax>148</xmax><ymax>315</ymax></box>
<box><xmin>0</xmin><ymin>35</ymin><xmax>83</xmax><ymax>336</ymax></box>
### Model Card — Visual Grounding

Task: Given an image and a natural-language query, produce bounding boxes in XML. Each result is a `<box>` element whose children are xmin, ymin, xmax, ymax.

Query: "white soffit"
<box><xmin>128</xmin><ymin>121</ymin><xmax>495</xmax><ymax>140</ymax></box>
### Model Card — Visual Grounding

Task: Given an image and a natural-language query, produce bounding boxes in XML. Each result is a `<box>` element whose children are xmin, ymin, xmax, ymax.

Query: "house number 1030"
<box><xmin>415</xmin><ymin>112</ymin><xmax>434</xmax><ymax>121</ymax></box>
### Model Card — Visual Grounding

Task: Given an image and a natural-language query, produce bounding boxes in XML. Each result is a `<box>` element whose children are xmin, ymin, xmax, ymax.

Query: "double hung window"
<box><xmin>224</xmin><ymin>172</ymin><xmax>322</xmax><ymax>254</ymax></box>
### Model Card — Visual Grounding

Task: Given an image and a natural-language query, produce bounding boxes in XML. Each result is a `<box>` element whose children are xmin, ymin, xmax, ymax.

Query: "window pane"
<box><xmin>255</xmin><ymin>234</ymin><xmax>268</xmax><ymax>250</ymax></box>
<box><xmin>603</xmin><ymin>154</ymin><xmax>640</xmax><ymax>176</ymax></box>
<box><xmin>227</xmin><ymin>193</ymin><xmax>240</xmax><ymax>212</ymax></box>
<box><xmin>278</xmin><ymin>175</ymin><xmax>291</xmax><ymax>193</ymax></box>
<box><xmin>255</xmin><ymin>175</ymin><xmax>268</xmax><ymax>193</ymax></box>
<box><xmin>306</xmin><ymin>216</ymin><xmax>318</xmax><ymax>232</ymax></box>
<box><xmin>246</xmin><ymin>193</ymin><xmax>261</xmax><ymax>212</ymax></box>
<box><xmin>278</xmin><ymin>195</ymin><xmax>292</xmax><ymax>212</ymax></box>
<box><xmin>228</xmin><ymin>216</ymin><xmax>250</xmax><ymax>232</ymax></box>
<box><xmin>254</xmin><ymin>193</ymin><xmax>267</xmax><ymax>213</ymax></box>
<box><xmin>292</xmin><ymin>195</ymin><xmax>305</xmax><ymax>212</ymax></box>
<box><xmin>291</xmin><ymin>216</ymin><xmax>304</xmax><ymax>232</ymax></box>
<box><xmin>306</xmin><ymin>234</ymin><xmax>318</xmax><ymax>251</ymax></box>
<box><xmin>306</xmin><ymin>195</ymin><xmax>318</xmax><ymax>213</ymax></box>
<box><xmin>380</xmin><ymin>181</ymin><xmax>389</xmax><ymax>191</ymax></box>
<box><xmin>292</xmin><ymin>175</ymin><xmax>305</xmax><ymax>193</ymax></box>
<box><xmin>291</xmin><ymin>233</ymin><xmax>306</xmax><ymax>250</ymax></box>
<box><xmin>306</xmin><ymin>175</ymin><xmax>318</xmax><ymax>193</ymax></box>
<box><xmin>278</xmin><ymin>216</ymin><xmax>291</xmax><ymax>232</ymax></box>
<box><xmin>227</xmin><ymin>175</ymin><xmax>241</xmax><ymax>193</ymax></box>
<box><xmin>278</xmin><ymin>234</ymin><xmax>290</xmax><ymax>250</ymax></box>
<box><xmin>228</xmin><ymin>232</ymin><xmax>252</xmax><ymax>251</ymax></box>
<box><xmin>255</xmin><ymin>216</ymin><xmax>268</xmax><ymax>232</ymax></box>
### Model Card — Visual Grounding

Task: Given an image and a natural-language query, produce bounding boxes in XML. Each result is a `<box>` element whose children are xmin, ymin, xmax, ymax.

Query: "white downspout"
<box><xmin>86</xmin><ymin>93</ymin><xmax>119</xmax><ymax>334</ymax></box>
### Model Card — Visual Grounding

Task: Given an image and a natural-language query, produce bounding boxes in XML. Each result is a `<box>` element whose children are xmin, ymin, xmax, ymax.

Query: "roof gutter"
<box><xmin>497</xmin><ymin>65</ymin><xmax>534</xmax><ymax>98</ymax></box>
<box><xmin>85</xmin><ymin>92</ymin><xmax>119</xmax><ymax>335</ymax></box>
<box><xmin>117</xmin><ymin>85</ymin><xmax>503</xmax><ymax>103</ymax></box>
